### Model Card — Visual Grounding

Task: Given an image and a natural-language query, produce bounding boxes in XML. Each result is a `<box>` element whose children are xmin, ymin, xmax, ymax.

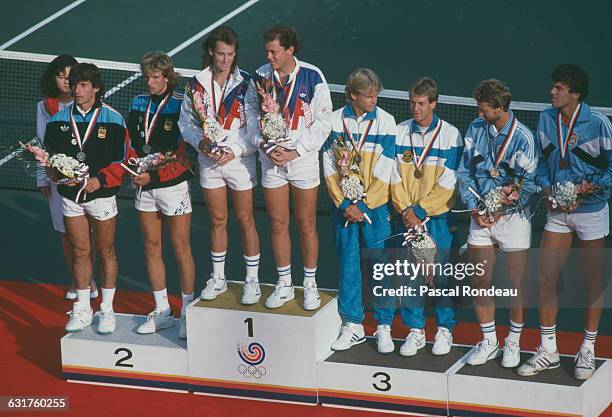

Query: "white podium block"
<box><xmin>61</xmin><ymin>313</ymin><xmax>189</xmax><ymax>392</ymax></box>
<box><xmin>186</xmin><ymin>282</ymin><xmax>340</xmax><ymax>404</ymax></box>
<box><xmin>318</xmin><ymin>339</ymin><xmax>469</xmax><ymax>415</ymax></box>
<box><xmin>448</xmin><ymin>352</ymin><xmax>612</xmax><ymax>417</ymax></box>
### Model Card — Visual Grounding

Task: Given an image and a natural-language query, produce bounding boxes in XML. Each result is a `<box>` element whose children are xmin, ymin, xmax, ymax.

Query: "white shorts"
<box><xmin>48</xmin><ymin>183</ymin><xmax>66</xmax><ymax>233</ymax></box>
<box><xmin>62</xmin><ymin>195</ymin><xmax>118</xmax><ymax>221</ymax></box>
<box><xmin>544</xmin><ymin>204</ymin><xmax>609</xmax><ymax>241</ymax></box>
<box><xmin>199</xmin><ymin>154</ymin><xmax>256</xmax><ymax>191</ymax></box>
<box><xmin>135</xmin><ymin>181</ymin><xmax>192</xmax><ymax>216</ymax></box>
<box><xmin>468</xmin><ymin>212</ymin><xmax>531</xmax><ymax>251</ymax></box>
<box><xmin>260</xmin><ymin>153</ymin><xmax>320</xmax><ymax>189</ymax></box>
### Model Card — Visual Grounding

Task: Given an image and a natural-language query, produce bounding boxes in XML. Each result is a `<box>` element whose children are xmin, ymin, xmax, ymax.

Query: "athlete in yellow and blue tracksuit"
<box><xmin>323</xmin><ymin>104</ymin><xmax>398</xmax><ymax>329</ymax></box>
<box><xmin>392</xmin><ymin>114</ymin><xmax>463</xmax><ymax>333</ymax></box>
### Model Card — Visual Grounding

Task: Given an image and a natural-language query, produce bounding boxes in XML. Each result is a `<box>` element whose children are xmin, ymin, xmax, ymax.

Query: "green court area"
<box><xmin>3</xmin><ymin>0</ymin><xmax>612</xmax><ymax>104</ymax></box>
<box><xmin>0</xmin><ymin>1</ymin><xmax>610</xmax><ymax>336</ymax></box>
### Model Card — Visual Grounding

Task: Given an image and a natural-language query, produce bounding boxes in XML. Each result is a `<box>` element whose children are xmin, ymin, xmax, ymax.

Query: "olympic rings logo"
<box><xmin>237</xmin><ymin>363</ymin><xmax>267</xmax><ymax>379</ymax></box>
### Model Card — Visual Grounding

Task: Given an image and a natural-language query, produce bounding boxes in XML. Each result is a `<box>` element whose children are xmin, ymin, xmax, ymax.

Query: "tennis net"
<box><xmin>1</xmin><ymin>50</ymin><xmax>611</xmax><ymax>227</ymax></box>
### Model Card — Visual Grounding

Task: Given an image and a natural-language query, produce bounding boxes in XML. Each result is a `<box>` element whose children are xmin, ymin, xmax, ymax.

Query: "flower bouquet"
<box><xmin>20</xmin><ymin>141</ymin><xmax>90</xmax><ymax>200</ymax></box>
<box><xmin>185</xmin><ymin>86</ymin><xmax>229</xmax><ymax>155</ymax></box>
<box><xmin>548</xmin><ymin>180</ymin><xmax>603</xmax><ymax>210</ymax></box>
<box><xmin>255</xmin><ymin>78</ymin><xmax>292</xmax><ymax>154</ymax></box>
<box><xmin>401</xmin><ymin>218</ymin><xmax>437</xmax><ymax>286</ymax></box>
<box><xmin>330</xmin><ymin>136</ymin><xmax>371</xmax><ymax>227</ymax></box>
<box><xmin>468</xmin><ymin>181</ymin><xmax>522</xmax><ymax>223</ymax></box>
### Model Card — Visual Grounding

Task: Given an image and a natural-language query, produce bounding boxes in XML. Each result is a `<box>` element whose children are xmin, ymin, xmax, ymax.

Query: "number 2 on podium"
<box><xmin>244</xmin><ymin>317</ymin><xmax>254</xmax><ymax>338</ymax></box>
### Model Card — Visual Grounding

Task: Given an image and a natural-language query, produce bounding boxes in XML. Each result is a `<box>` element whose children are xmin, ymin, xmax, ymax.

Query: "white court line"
<box><xmin>104</xmin><ymin>0</ymin><xmax>260</xmax><ymax>98</ymax></box>
<box><xmin>0</xmin><ymin>0</ymin><xmax>87</xmax><ymax>50</ymax></box>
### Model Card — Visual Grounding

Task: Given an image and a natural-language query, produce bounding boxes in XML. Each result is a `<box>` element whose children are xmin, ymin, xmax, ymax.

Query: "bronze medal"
<box><xmin>559</xmin><ymin>159</ymin><xmax>569</xmax><ymax>170</ymax></box>
<box><xmin>97</xmin><ymin>126</ymin><xmax>106</xmax><ymax>139</ymax></box>
<box><xmin>414</xmin><ymin>169</ymin><xmax>422</xmax><ymax>179</ymax></box>
<box><xmin>489</xmin><ymin>167</ymin><xmax>499</xmax><ymax>178</ymax></box>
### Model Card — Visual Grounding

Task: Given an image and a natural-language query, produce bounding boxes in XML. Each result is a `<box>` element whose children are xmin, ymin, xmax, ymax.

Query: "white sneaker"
<box><xmin>374</xmin><ymin>325</ymin><xmax>394</xmax><ymax>354</ymax></box>
<box><xmin>265</xmin><ymin>281</ymin><xmax>295</xmax><ymax>309</ymax></box>
<box><xmin>517</xmin><ymin>346</ymin><xmax>560</xmax><ymax>376</ymax></box>
<box><xmin>137</xmin><ymin>308</ymin><xmax>174</xmax><ymax>334</ymax></box>
<box><xmin>178</xmin><ymin>316</ymin><xmax>187</xmax><ymax>340</ymax></box>
<box><xmin>432</xmin><ymin>327</ymin><xmax>453</xmax><ymax>356</ymax></box>
<box><xmin>501</xmin><ymin>338</ymin><xmax>521</xmax><ymax>368</ymax></box>
<box><xmin>200</xmin><ymin>273</ymin><xmax>227</xmax><ymax>300</ymax></box>
<box><xmin>241</xmin><ymin>277</ymin><xmax>261</xmax><ymax>305</ymax></box>
<box><xmin>65</xmin><ymin>302</ymin><xmax>93</xmax><ymax>332</ymax></box>
<box><xmin>303</xmin><ymin>281</ymin><xmax>321</xmax><ymax>311</ymax></box>
<box><xmin>467</xmin><ymin>339</ymin><xmax>500</xmax><ymax>365</ymax></box>
<box><xmin>574</xmin><ymin>347</ymin><xmax>596</xmax><ymax>380</ymax></box>
<box><xmin>97</xmin><ymin>303</ymin><xmax>116</xmax><ymax>335</ymax></box>
<box><xmin>400</xmin><ymin>329</ymin><xmax>426</xmax><ymax>356</ymax></box>
<box><xmin>331</xmin><ymin>323</ymin><xmax>366</xmax><ymax>351</ymax></box>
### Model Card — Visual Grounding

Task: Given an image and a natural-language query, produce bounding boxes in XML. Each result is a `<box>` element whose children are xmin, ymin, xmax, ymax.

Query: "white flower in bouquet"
<box><xmin>261</xmin><ymin>112</ymin><xmax>288</xmax><ymax>142</ymax></box>
<box><xmin>203</xmin><ymin>118</ymin><xmax>225</xmax><ymax>144</ymax></box>
<box><xmin>48</xmin><ymin>153</ymin><xmax>84</xmax><ymax>180</ymax></box>
<box><xmin>550</xmin><ymin>181</ymin><xmax>578</xmax><ymax>209</ymax></box>
<box><xmin>340</xmin><ymin>174</ymin><xmax>366</xmax><ymax>202</ymax></box>
<box><xmin>403</xmin><ymin>231</ymin><xmax>437</xmax><ymax>265</ymax></box>
<box><xmin>482</xmin><ymin>186</ymin><xmax>505</xmax><ymax>214</ymax></box>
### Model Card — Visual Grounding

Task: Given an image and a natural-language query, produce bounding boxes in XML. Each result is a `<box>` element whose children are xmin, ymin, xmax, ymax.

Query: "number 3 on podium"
<box><xmin>372</xmin><ymin>372</ymin><xmax>391</xmax><ymax>391</ymax></box>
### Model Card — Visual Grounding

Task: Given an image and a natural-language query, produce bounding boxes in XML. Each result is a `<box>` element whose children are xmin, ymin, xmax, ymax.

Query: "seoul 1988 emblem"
<box><xmin>236</xmin><ymin>342</ymin><xmax>267</xmax><ymax>379</ymax></box>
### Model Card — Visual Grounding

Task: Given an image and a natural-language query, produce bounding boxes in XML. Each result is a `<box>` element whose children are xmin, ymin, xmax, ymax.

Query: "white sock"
<box><xmin>101</xmin><ymin>287</ymin><xmax>116</xmax><ymax>308</ymax></box>
<box><xmin>541</xmin><ymin>324</ymin><xmax>557</xmax><ymax>352</ymax></box>
<box><xmin>277</xmin><ymin>264</ymin><xmax>292</xmax><ymax>286</ymax></box>
<box><xmin>303</xmin><ymin>266</ymin><xmax>317</xmax><ymax>287</ymax></box>
<box><xmin>506</xmin><ymin>320</ymin><xmax>524</xmax><ymax>344</ymax></box>
<box><xmin>211</xmin><ymin>250</ymin><xmax>226</xmax><ymax>276</ymax></box>
<box><xmin>76</xmin><ymin>289</ymin><xmax>91</xmax><ymax>310</ymax></box>
<box><xmin>582</xmin><ymin>329</ymin><xmax>597</xmax><ymax>353</ymax></box>
<box><xmin>244</xmin><ymin>254</ymin><xmax>260</xmax><ymax>279</ymax></box>
<box><xmin>153</xmin><ymin>288</ymin><xmax>170</xmax><ymax>312</ymax></box>
<box><xmin>480</xmin><ymin>321</ymin><xmax>497</xmax><ymax>345</ymax></box>
<box><xmin>181</xmin><ymin>292</ymin><xmax>194</xmax><ymax>317</ymax></box>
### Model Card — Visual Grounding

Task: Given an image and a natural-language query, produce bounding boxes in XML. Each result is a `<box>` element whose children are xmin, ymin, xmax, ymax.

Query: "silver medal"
<box><xmin>76</xmin><ymin>151</ymin><xmax>86</xmax><ymax>162</ymax></box>
<box><xmin>142</xmin><ymin>144</ymin><xmax>152</xmax><ymax>154</ymax></box>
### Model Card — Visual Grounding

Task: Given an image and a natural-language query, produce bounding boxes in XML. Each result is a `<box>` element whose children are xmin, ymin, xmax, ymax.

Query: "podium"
<box><xmin>448</xmin><ymin>351</ymin><xmax>612</xmax><ymax>417</ymax></box>
<box><xmin>186</xmin><ymin>282</ymin><xmax>340</xmax><ymax>404</ymax></box>
<box><xmin>318</xmin><ymin>339</ymin><xmax>469</xmax><ymax>415</ymax></box>
<box><xmin>61</xmin><ymin>313</ymin><xmax>189</xmax><ymax>392</ymax></box>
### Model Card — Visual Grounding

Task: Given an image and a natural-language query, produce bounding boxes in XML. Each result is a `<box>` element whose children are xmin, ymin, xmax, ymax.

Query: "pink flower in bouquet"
<box><xmin>20</xmin><ymin>141</ymin><xmax>49</xmax><ymax>165</ymax></box>
<box><xmin>192</xmin><ymin>90</ymin><xmax>207</xmax><ymax>119</ymax></box>
<box><xmin>576</xmin><ymin>180</ymin><xmax>595</xmax><ymax>196</ymax></box>
<box><xmin>262</xmin><ymin>94</ymin><xmax>279</xmax><ymax>113</ymax></box>
<box><xmin>338</xmin><ymin>149</ymin><xmax>351</xmax><ymax>173</ymax></box>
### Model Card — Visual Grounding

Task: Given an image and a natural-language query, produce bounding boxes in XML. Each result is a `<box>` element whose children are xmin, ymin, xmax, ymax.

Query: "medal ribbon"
<box><xmin>70</xmin><ymin>104</ymin><xmax>101</xmax><ymax>152</ymax></box>
<box><xmin>487</xmin><ymin>117</ymin><xmax>517</xmax><ymax>167</ymax></box>
<box><xmin>210</xmin><ymin>72</ymin><xmax>231</xmax><ymax>120</ymax></box>
<box><xmin>409</xmin><ymin>118</ymin><xmax>443</xmax><ymax>170</ymax></box>
<box><xmin>144</xmin><ymin>93</ymin><xmax>171</xmax><ymax>144</ymax></box>
<box><xmin>341</xmin><ymin>117</ymin><xmax>374</xmax><ymax>154</ymax></box>
<box><xmin>556</xmin><ymin>102</ymin><xmax>581</xmax><ymax>160</ymax></box>
<box><xmin>273</xmin><ymin>68</ymin><xmax>300</xmax><ymax>114</ymax></box>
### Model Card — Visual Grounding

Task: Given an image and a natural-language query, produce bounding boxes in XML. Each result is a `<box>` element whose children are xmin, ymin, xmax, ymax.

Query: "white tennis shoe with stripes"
<box><xmin>517</xmin><ymin>346</ymin><xmax>560</xmax><ymax>376</ymax></box>
<box><xmin>331</xmin><ymin>323</ymin><xmax>366</xmax><ymax>351</ymax></box>
<box><xmin>574</xmin><ymin>347</ymin><xmax>596</xmax><ymax>380</ymax></box>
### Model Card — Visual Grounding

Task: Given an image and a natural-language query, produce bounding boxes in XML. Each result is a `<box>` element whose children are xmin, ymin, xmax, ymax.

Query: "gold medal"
<box><xmin>164</xmin><ymin>119</ymin><xmax>173</xmax><ymax>131</ymax></box>
<box><xmin>97</xmin><ymin>126</ymin><xmax>106</xmax><ymax>139</ymax></box>
<box><xmin>402</xmin><ymin>150</ymin><xmax>413</xmax><ymax>163</ymax></box>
